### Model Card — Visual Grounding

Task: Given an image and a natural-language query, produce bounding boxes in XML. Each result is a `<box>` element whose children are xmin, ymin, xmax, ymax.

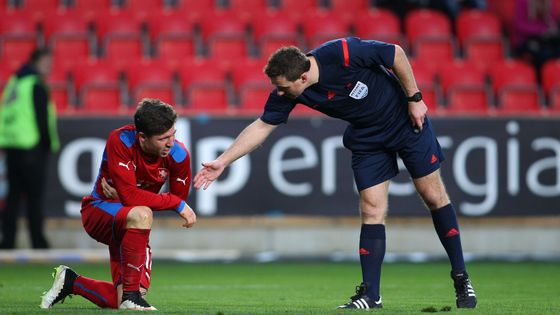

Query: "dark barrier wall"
<box><xmin>45</xmin><ymin>116</ymin><xmax>559</xmax><ymax>217</ymax></box>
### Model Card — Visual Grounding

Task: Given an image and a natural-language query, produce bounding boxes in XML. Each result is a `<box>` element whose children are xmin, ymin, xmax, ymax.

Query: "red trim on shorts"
<box><xmin>341</xmin><ymin>38</ymin><xmax>349</xmax><ymax>67</ymax></box>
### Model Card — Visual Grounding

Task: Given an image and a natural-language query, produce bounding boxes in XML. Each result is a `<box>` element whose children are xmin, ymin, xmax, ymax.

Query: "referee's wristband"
<box><xmin>407</xmin><ymin>91</ymin><xmax>422</xmax><ymax>102</ymax></box>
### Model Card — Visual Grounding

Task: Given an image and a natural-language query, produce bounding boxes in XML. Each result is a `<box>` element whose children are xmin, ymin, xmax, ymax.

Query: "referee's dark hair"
<box><xmin>28</xmin><ymin>48</ymin><xmax>51</xmax><ymax>65</ymax></box>
<box><xmin>134</xmin><ymin>98</ymin><xmax>177</xmax><ymax>137</ymax></box>
<box><xmin>265</xmin><ymin>46</ymin><xmax>311</xmax><ymax>82</ymax></box>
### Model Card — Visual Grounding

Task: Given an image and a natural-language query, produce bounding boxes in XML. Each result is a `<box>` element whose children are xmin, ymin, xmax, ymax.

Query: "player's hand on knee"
<box><xmin>179</xmin><ymin>203</ymin><xmax>197</xmax><ymax>228</ymax></box>
<box><xmin>101</xmin><ymin>177</ymin><xmax>119</xmax><ymax>200</ymax></box>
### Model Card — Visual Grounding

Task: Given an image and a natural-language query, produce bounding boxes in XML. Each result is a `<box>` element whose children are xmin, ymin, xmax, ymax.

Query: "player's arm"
<box><xmin>391</xmin><ymin>44</ymin><xmax>427</xmax><ymax>131</ymax></box>
<box><xmin>194</xmin><ymin>118</ymin><xmax>277</xmax><ymax>190</ymax></box>
<box><xmin>168</xmin><ymin>141</ymin><xmax>196</xmax><ymax>228</ymax></box>
<box><xmin>106</xmin><ymin>133</ymin><xmax>183</xmax><ymax>212</ymax></box>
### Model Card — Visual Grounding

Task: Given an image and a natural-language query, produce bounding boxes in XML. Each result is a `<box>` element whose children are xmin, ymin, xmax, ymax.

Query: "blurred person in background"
<box><xmin>40</xmin><ymin>99</ymin><xmax>197</xmax><ymax>311</ymax></box>
<box><xmin>0</xmin><ymin>48</ymin><xmax>59</xmax><ymax>249</ymax></box>
<box><xmin>195</xmin><ymin>38</ymin><xmax>477</xmax><ymax>310</ymax></box>
<box><xmin>513</xmin><ymin>0</ymin><xmax>560</xmax><ymax>72</ymax></box>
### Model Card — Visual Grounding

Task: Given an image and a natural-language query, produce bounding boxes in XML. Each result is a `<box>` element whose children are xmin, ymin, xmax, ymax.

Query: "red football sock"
<box><xmin>121</xmin><ymin>228</ymin><xmax>151</xmax><ymax>292</ymax></box>
<box><xmin>73</xmin><ymin>276</ymin><xmax>118</xmax><ymax>308</ymax></box>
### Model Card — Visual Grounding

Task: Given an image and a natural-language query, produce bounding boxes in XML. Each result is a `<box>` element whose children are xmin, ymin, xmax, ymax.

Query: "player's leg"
<box><xmin>357</xmin><ymin>181</ymin><xmax>389</xmax><ymax>305</ymax></box>
<box><xmin>118</xmin><ymin>206</ymin><xmax>156</xmax><ymax>310</ymax></box>
<box><xmin>22</xmin><ymin>149</ymin><xmax>50</xmax><ymax>248</ymax></box>
<box><xmin>41</xmin><ymin>200</ymin><xmax>124</xmax><ymax>309</ymax></box>
<box><xmin>338</xmin><ymin>147</ymin><xmax>397</xmax><ymax>310</ymax></box>
<box><xmin>399</xmin><ymin>118</ymin><xmax>476</xmax><ymax>308</ymax></box>
<box><xmin>0</xmin><ymin>150</ymin><xmax>23</xmax><ymax>248</ymax></box>
<box><xmin>413</xmin><ymin>171</ymin><xmax>476</xmax><ymax>308</ymax></box>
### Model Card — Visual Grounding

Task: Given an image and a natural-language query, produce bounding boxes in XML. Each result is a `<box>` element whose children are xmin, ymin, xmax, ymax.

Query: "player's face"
<box><xmin>142</xmin><ymin>126</ymin><xmax>176</xmax><ymax>157</ymax></box>
<box><xmin>271</xmin><ymin>75</ymin><xmax>306</xmax><ymax>99</ymax></box>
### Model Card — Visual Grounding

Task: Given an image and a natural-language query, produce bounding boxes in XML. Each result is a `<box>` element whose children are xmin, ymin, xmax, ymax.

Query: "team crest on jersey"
<box><xmin>158</xmin><ymin>168</ymin><xmax>169</xmax><ymax>181</ymax></box>
<box><xmin>349</xmin><ymin>81</ymin><xmax>368</xmax><ymax>99</ymax></box>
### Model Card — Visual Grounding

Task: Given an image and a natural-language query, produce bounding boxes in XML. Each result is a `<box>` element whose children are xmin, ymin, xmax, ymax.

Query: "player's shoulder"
<box><xmin>108</xmin><ymin>124</ymin><xmax>137</xmax><ymax>149</ymax></box>
<box><xmin>169</xmin><ymin>140</ymin><xmax>190</xmax><ymax>163</ymax></box>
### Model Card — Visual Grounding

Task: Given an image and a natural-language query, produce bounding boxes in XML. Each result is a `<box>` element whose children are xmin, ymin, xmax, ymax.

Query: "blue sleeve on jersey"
<box><xmin>119</xmin><ymin>130</ymin><xmax>137</xmax><ymax>148</ymax></box>
<box><xmin>170</xmin><ymin>141</ymin><xmax>187</xmax><ymax>163</ymax></box>
<box><xmin>347</xmin><ymin>37</ymin><xmax>395</xmax><ymax>69</ymax></box>
<box><xmin>260</xmin><ymin>89</ymin><xmax>296</xmax><ymax>125</ymax></box>
<box><xmin>175</xmin><ymin>200</ymin><xmax>186</xmax><ymax>213</ymax></box>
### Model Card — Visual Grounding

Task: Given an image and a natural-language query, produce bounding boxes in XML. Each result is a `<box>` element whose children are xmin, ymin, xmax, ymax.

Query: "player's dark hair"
<box><xmin>264</xmin><ymin>46</ymin><xmax>311</xmax><ymax>82</ymax></box>
<box><xmin>134</xmin><ymin>98</ymin><xmax>177</xmax><ymax>137</ymax></box>
<box><xmin>28</xmin><ymin>48</ymin><xmax>51</xmax><ymax>65</ymax></box>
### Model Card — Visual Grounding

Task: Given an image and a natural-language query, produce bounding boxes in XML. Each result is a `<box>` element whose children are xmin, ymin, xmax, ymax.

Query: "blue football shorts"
<box><xmin>342</xmin><ymin>117</ymin><xmax>444</xmax><ymax>191</ymax></box>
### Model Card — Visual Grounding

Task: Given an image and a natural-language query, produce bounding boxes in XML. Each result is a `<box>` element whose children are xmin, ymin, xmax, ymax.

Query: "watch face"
<box><xmin>408</xmin><ymin>92</ymin><xmax>422</xmax><ymax>102</ymax></box>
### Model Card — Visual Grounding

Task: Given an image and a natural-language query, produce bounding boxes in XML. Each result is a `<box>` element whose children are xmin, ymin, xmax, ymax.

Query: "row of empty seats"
<box><xmin>1</xmin><ymin>4</ymin><xmax>516</xmax><ymax>73</ymax></box>
<box><xmin>2</xmin><ymin>1</ymin><xmax>560</xmax><ymax>115</ymax></box>
<box><xmin>1</xmin><ymin>56</ymin><xmax>552</xmax><ymax>116</ymax></box>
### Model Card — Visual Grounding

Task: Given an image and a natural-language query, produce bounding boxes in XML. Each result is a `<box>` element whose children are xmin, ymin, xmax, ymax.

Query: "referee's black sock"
<box><xmin>431</xmin><ymin>203</ymin><xmax>466</xmax><ymax>273</ymax></box>
<box><xmin>359</xmin><ymin>224</ymin><xmax>385</xmax><ymax>301</ymax></box>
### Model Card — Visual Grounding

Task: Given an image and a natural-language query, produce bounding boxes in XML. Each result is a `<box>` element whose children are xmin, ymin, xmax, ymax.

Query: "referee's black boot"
<box><xmin>338</xmin><ymin>282</ymin><xmax>382</xmax><ymax>310</ymax></box>
<box><xmin>452</xmin><ymin>271</ymin><xmax>477</xmax><ymax>308</ymax></box>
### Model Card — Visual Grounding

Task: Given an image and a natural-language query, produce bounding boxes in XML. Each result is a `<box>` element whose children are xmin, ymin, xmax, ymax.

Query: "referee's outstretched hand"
<box><xmin>193</xmin><ymin>160</ymin><xmax>226</xmax><ymax>190</ymax></box>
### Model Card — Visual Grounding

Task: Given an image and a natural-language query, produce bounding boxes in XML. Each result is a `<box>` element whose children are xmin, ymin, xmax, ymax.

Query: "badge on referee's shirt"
<box><xmin>349</xmin><ymin>81</ymin><xmax>368</xmax><ymax>99</ymax></box>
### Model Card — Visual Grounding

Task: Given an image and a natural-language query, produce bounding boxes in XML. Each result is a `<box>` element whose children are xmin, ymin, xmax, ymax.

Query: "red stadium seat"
<box><xmin>489</xmin><ymin>59</ymin><xmax>536</xmax><ymax>93</ymax></box>
<box><xmin>231</xmin><ymin>58</ymin><xmax>271</xmax><ymax>110</ymax></box>
<box><xmin>17</xmin><ymin>0</ymin><xmax>61</xmax><ymax>21</ymax></box>
<box><xmin>354</xmin><ymin>9</ymin><xmax>404</xmax><ymax>46</ymax></box>
<box><xmin>96</xmin><ymin>11</ymin><xmax>144</xmax><ymax>69</ymax></box>
<box><xmin>73</xmin><ymin>59</ymin><xmax>124</xmax><ymax>113</ymax></box>
<box><xmin>0</xmin><ymin>14</ymin><xmax>38</xmax><ymax>71</ymax></box>
<box><xmin>122</xmin><ymin>0</ymin><xmax>165</xmax><ymax>21</ymax></box>
<box><xmin>405</xmin><ymin>9</ymin><xmax>452</xmax><ymax>46</ymax></box>
<box><xmin>227</xmin><ymin>0</ymin><xmax>270</xmax><ymax>23</ymax></box>
<box><xmin>302</xmin><ymin>10</ymin><xmax>350</xmax><ymax>49</ymax></box>
<box><xmin>179</xmin><ymin>59</ymin><xmax>230</xmax><ymax>112</ymax></box>
<box><xmin>175</xmin><ymin>0</ymin><xmax>217</xmax><ymax>23</ymax></box>
<box><xmin>251</xmin><ymin>11</ymin><xmax>299</xmax><ymax>58</ymax></box>
<box><xmin>490</xmin><ymin>59</ymin><xmax>541</xmax><ymax>114</ymax></box>
<box><xmin>237</xmin><ymin>84</ymin><xmax>271</xmax><ymax>113</ymax></box>
<box><xmin>405</xmin><ymin>9</ymin><xmax>454</xmax><ymax>67</ymax></box>
<box><xmin>414</xmin><ymin>39</ymin><xmax>455</xmax><ymax>66</ymax></box>
<box><xmin>456</xmin><ymin>10</ymin><xmax>502</xmax><ymax>48</ymax></box>
<box><xmin>541</xmin><ymin>59</ymin><xmax>560</xmax><ymax>107</ymax></box>
<box><xmin>43</xmin><ymin>11</ymin><xmax>91</xmax><ymax>71</ymax></box>
<box><xmin>125</xmin><ymin>59</ymin><xmax>175</xmax><ymax>106</ymax></box>
<box><xmin>328</xmin><ymin>0</ymin><xmax>370</xmax><ymax>23</ymax></box>
<box><xmin>149</xmin><ymin>10</ymin><xmax>196</xmax><ymax>69</ymax></box>
<box><xmin>497</xmin><ymin>88</ymin><xmax>542</xmax><ymax>114</ymax></box>
<box><xmin>47</xmin><ymin>68</ymin><xmax>71</xmax><ymax>113</ymax></box>
<box><xmin>200</xmin><ymin>11</ymin><xmax>249</xmax><ymax>69</ymax></box>
<box><xmin>439</xmin><ymin>59</ymin><xmax>489</xmax><ymax>114</ymax></box>
<box><xmin>71</xmin><ymin>0</ymin><xmax>114</xmax><ymax>22</ymax></box>
<box><xmin>276</xmin><ymin>0</ymin><xmax>318</xmax><ymax>24</ymax></box>
<box><xmin>456</xmin><ymin>9</ymin><xmax>505</xmax><ymax>72</ymax></box>
<box><xmin>464</xmin><ymin>39</ymin><xmax>505</xmax><ymax>73</ymax></box>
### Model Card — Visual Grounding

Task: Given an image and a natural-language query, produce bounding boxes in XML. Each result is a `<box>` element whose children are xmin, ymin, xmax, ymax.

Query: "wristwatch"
<box><xmin>407</xmin><ymin>91</ymin><xmax>423</xmax><ymax>102</ymax></box>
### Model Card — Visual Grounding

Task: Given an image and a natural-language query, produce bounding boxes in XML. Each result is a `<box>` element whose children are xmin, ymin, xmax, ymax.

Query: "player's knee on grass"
<box><xmin>126</xmin><ymin>206</ymin><xmax>153</xmax><ymax>229</ymax></box>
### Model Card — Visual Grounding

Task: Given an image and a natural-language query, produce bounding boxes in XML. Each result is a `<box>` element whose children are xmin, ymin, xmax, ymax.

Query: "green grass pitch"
<box><xmin>0</xmin><ymin>261</ymin><xmax>559</xmax><ymax>314</ymax></box>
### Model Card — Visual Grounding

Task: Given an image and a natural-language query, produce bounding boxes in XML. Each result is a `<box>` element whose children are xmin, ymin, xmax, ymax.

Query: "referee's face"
<box><xmin>272</xmin><ymin>75</ymin><xmax>306</xmax><ymax>99</ymax></box>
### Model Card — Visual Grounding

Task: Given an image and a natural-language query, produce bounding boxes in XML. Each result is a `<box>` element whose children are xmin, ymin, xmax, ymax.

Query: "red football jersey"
<box><xmin>88</xmin><ymin>124</ymin><xmax>191</xmax><ymax>212</ymax></box>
